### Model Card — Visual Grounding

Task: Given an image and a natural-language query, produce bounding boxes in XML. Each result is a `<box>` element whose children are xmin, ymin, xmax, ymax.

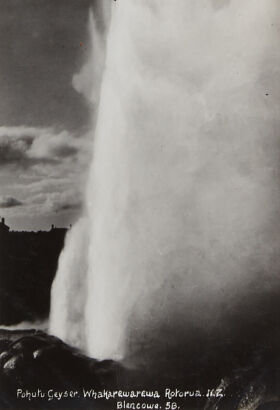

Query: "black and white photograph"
<box><xmin>1</xmin><ymin>1</ymin><xmax>280</xmax><ymax>409</ymax></box>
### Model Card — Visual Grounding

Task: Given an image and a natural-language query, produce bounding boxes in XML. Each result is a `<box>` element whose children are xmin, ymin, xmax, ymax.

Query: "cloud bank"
<box><xmin>0</xmin><ymin>125</ymin><xmax>90</xmax><ymax>229</ymax></box>
<box><xmin>0</xmin><ymin>126</ymin><xmax>85</xmax><ymax>169</ymax></box>
<box><xmin>0</xmin><ymin>196</ymin><xmax>23</xmax><ymax>208</ymax></box>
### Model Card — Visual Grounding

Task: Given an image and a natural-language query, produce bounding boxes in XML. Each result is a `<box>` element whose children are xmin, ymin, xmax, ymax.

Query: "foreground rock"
<box><xmin>1</xmin><ymin>329</ymin><xmax>280</xmax><ymax>409</ymax></box>
<box><xmin>205</xmin><ymin>344</ymin><xmax>280</xmax><ymax>410</ymax></box>
<box><xmin>0</xmin><ymin>329</ymin><xmax>124</xmax><ymax>409</ymax></box>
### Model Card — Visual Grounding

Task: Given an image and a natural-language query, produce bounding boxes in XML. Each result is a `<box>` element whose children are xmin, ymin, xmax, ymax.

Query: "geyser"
<box><xmin>50</xmin><ymin>0</ymin><xmax>280</xmax><ymax>363</ymax></box>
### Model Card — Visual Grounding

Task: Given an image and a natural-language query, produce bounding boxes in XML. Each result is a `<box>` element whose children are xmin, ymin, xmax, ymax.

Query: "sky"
<box><xmin>0</xmin><ymin>0</ymin><xmax>102</xmax><ymax>230</ymax></box>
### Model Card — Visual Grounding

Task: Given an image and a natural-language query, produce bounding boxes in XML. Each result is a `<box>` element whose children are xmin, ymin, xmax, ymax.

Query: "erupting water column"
<box><xmin>50</xmin><ymin>0</ymin><xmax>280</xmax><ymax>362</ymax></box>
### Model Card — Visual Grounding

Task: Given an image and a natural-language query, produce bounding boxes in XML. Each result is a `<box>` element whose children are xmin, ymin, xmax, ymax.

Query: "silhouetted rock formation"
<box><xmin>0</xmin><ymin>329</ymin><xmax>124</xmax><ymax>409</ymax></box>
<box><xmin>0</xmin><ymin>225</ymin><xmax>67</xmax><ymax>325</ymax></box>
<box><xmin>1</xmin><ymin>328</ymin><xmax>280</xmax><ymax>409</ymax></box>
<box><xmin>204</xmin><ymin>333</ymin><xmax>280</xmax><ymax>409</ymax></box>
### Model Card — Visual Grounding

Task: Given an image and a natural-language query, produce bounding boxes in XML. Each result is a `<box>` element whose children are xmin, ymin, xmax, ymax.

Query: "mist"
<box><xmin>50</xmin><ymin>0</ymin><xmax>280</xmax><ymax>367</ymax></box>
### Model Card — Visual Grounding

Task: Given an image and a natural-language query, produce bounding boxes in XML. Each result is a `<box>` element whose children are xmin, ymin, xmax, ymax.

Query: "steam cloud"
<box><xmin>50</xmin><ymin>0</ymin><xmax>280</xmax><ymax>365</ymax></box>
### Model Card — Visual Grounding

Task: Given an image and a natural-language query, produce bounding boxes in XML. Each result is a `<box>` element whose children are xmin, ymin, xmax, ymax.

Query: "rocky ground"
<box><xmin>1</xmin><ymin>329</ymin><xmax>280</xmax><ymax>409</ymax></box>
<box><xmin>0</xmin><ymin>329</ymin><xmax>126</xmax><ymax>409</ymax></box>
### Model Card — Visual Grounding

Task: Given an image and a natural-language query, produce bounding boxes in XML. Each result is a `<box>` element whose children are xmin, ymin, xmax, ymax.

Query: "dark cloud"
<box><xmin>0</xmin><ymin>196</ymin><xmax>23</xmax><ymax>208</ymax></box>
<box><xmin>55</xmin><ymin>202</ymin><xmax>82</xmax><ymax>213</ymax></box>
<box><xmin>0</xmin><ymin>134</ymin><xmax>39</xmax><ymax>168</ymax></box>
<box><xmin>0</xmin><ymin>140</ymin><xmax>29</xmax><ymax>164</ymax></box>
<box><xmin>51</xmin><ymin>145</ymin><xmax>79</xmax><ymax>158</ymax></box>
<box><xmin>0</xmin><ymin>126</ymin><xmax>82</xmax><ymax>169</ymax></box>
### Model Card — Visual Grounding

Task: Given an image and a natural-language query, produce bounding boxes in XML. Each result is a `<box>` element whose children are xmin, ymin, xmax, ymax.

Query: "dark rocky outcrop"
<box><xmin>204</xmin><ymin>332</ymin><xmax>280</xmax><ymax>410</ymax></box>
<box><xmin>0</xmin><ymin>329</ymin><xmax>124</xmax><ymax>409</ymax></box>
<box><xmin>1</xmin><ymin>328</ymin><xmax>280</xmax><ymax>409</ymax></box>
